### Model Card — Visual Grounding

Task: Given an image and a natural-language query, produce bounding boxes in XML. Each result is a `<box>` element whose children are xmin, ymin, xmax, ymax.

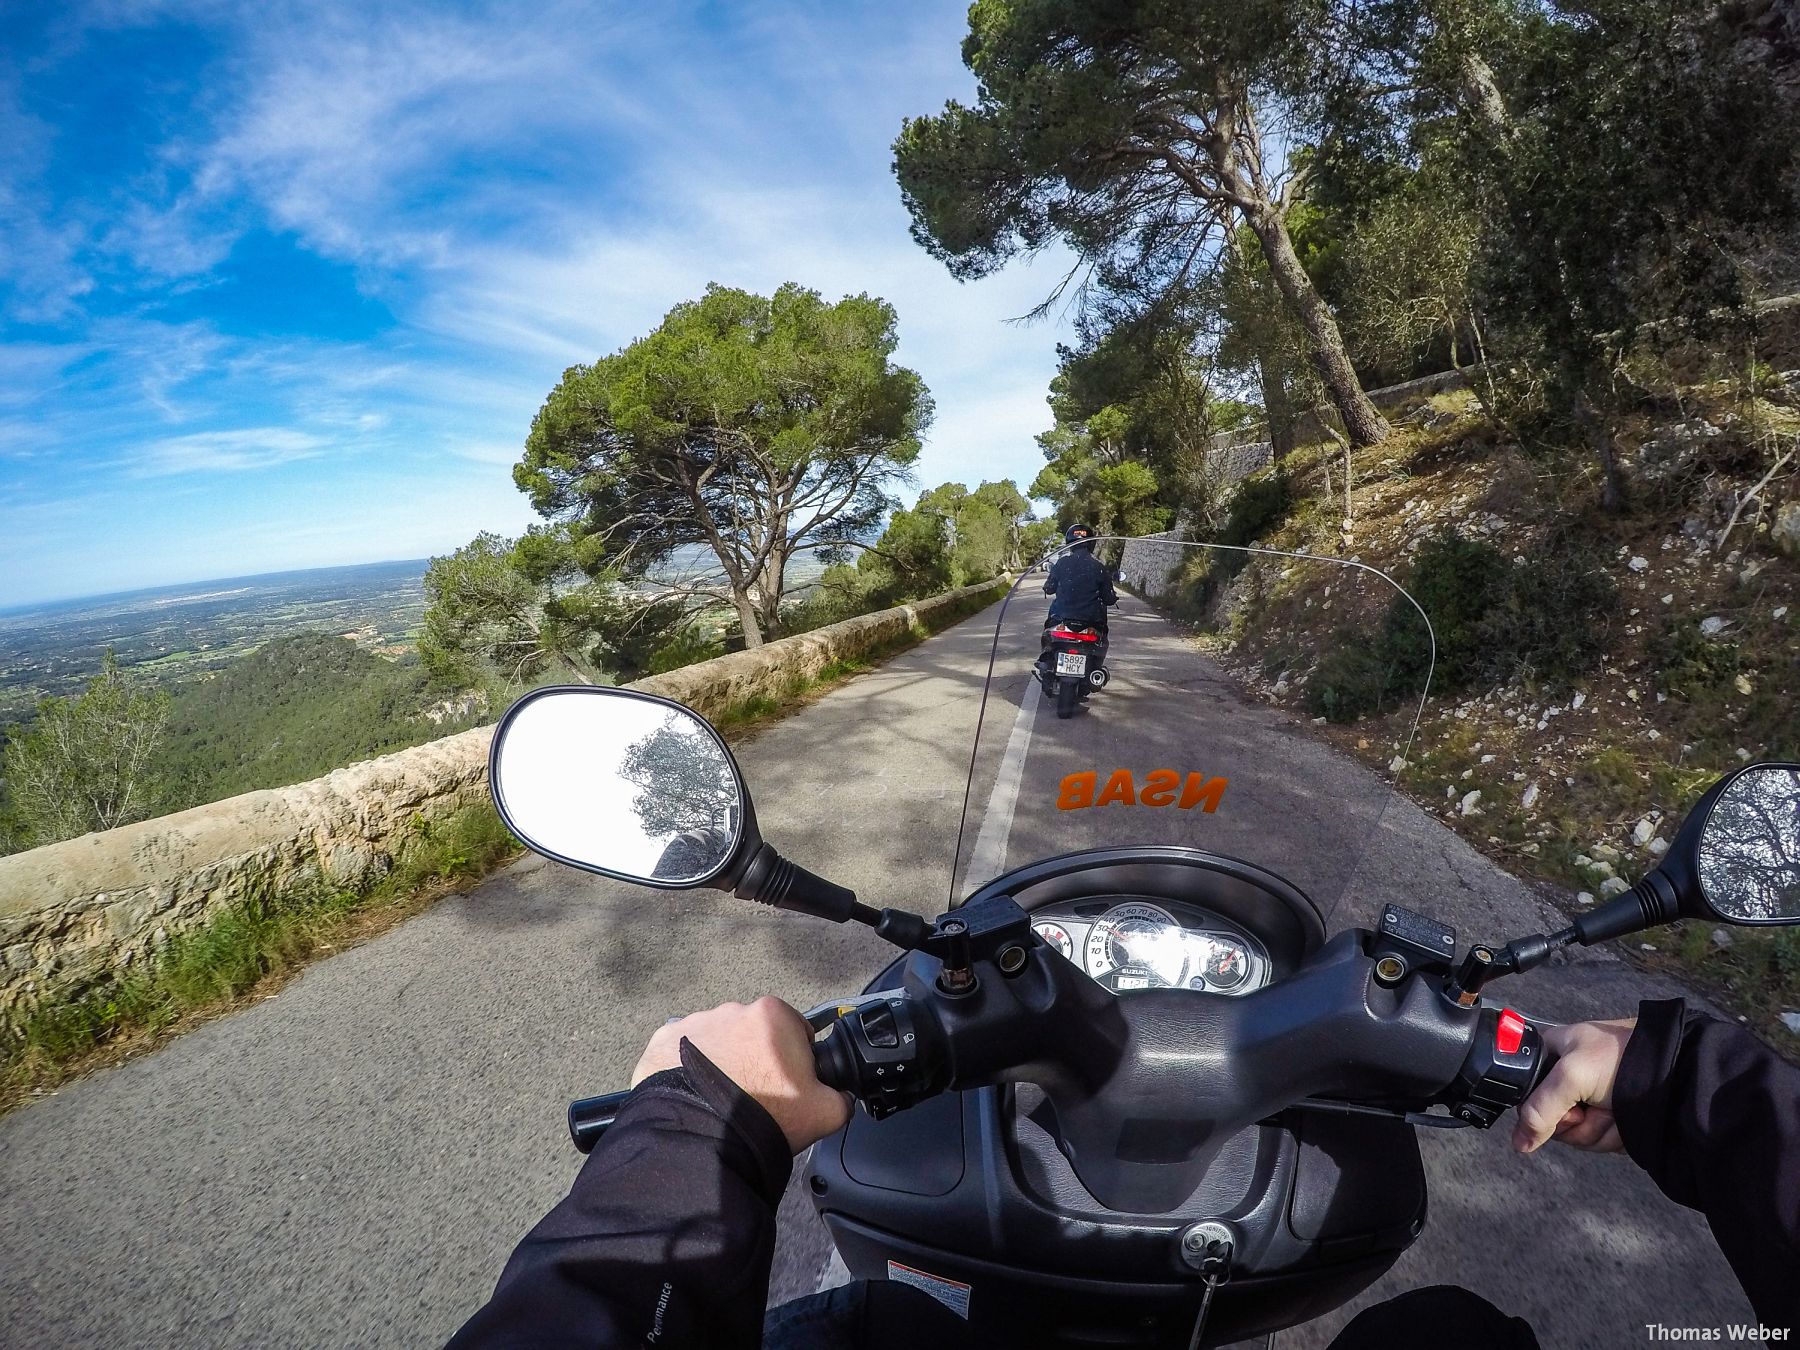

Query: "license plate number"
<box><xmin>1056</xmin><ymin>652</ymin><xmax>1087</xmax><ymax>677</ymax></box>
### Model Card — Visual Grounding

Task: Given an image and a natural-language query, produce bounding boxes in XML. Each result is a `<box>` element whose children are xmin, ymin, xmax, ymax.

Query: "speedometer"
<box><xmin>1084</xmin><ymin>902</ymin><xmax>1187</xmax><ymax>991</ymax></box>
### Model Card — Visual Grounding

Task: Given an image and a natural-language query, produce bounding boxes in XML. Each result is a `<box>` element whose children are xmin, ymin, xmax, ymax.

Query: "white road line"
<box><xmin>816</xmin><ymin>1246</ymin><xmax>853</xmax><ymax>1292</ymax></box>
<box><xmin>964</xmin><ymin>676</ymin><xmax>1041</xmax><ymax>887</ymax></box>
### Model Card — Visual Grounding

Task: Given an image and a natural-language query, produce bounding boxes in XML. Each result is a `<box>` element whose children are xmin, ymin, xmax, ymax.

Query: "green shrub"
<box><xmin>1399</xmin><ymin>532</ymin><xmax>1507</xmax><ymax>686</ymax></box>
<box><xmin>1219</xmin><ymin>470</ymin><xmax>1294</xmax><ymax>549</ymax></box>
<box><xmin>1311</xmin><ymin>528</ymin><xmax>1616</xmax><ymax>721</ymax></box>
<box><xmin>1306</xmin><ymin>638</ymin><xmax>1413</xmax><ymax>723</ymax></box>
<box><xmin>648</xmin><ymin>630</ymin><xmax>726</xmax><ymax>676</ymax></box>
<box><xmin>1473</xmin><ymin>532</ymin><xmax>1615</xmax><ymax>685</ymax></box>
<box><xmin>1651</xmin><ymin>621</ymin><xmax>1743</xmax><ymax>699</ymax></box>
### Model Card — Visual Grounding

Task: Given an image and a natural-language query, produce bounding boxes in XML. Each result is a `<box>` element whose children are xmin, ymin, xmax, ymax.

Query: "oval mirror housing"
<box><xmin>1695</xmin><ymin>763</ymin><xmax>1800</xmax><ymax>925</ymax></box>
<box><xmin>489</xmin><ymin>686</ymin><xmax>751</xmax><ymax>888</ymax></box>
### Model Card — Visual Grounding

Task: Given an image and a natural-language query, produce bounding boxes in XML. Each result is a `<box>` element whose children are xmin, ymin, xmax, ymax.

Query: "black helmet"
<box><xmin>1064</xmin><ymin>523</ymin><xmax>1095</xmax><ymax>545</ymax></box>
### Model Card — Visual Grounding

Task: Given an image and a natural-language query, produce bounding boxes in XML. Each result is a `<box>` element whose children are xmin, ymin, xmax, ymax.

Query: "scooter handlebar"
<box><xmin>568</xmin><ymin>1014</ymin><xmax>878</xmax><ymax>1153</ymax></box>
<box><xmin>568</xmin><ymin>1090</ymin><xmax>632</xmax><ymax>1153</ymax></box>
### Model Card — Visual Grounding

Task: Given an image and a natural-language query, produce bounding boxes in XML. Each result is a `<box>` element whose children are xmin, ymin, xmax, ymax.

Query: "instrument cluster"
<box><xmin>1028</xmin><ymin>899</ymin><xmax>1268</xmax><ymax>996</ymax></box>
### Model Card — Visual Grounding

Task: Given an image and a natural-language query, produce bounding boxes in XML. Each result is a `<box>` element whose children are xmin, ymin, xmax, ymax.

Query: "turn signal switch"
<box><xmin>812</xmin><ymin>997</ymin><xmax>942</xmax><ymax>1120</ymax></box>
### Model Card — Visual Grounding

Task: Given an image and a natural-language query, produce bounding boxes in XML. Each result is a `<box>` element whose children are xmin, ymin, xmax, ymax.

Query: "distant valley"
<box><xmin>0</xmin><ymin>560</ymin><xmax>433</xmax><ymax>727</ymax></box>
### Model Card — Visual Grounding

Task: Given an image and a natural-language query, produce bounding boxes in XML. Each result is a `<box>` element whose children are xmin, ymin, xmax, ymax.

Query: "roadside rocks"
<box><xmin>1774</xmin><ymin>503</ymin><xmax>1800</xmax><ymax>559</ymax></box>
<box><xmin>1636</xmin><ymin>418</ymin><xmax>1722</xmax><ymax>482</ymax></box>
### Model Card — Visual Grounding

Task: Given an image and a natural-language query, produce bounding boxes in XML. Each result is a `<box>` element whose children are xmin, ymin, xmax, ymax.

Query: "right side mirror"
<box><xmin>1572</xmin><ymin>762</ymin><xmax>1800</xmax><ymax>947</ymax></box>
<box><xmin>1693</xmin><ymin>763</ymin><xmax>1800</xmax><ymax>925</ymax></box>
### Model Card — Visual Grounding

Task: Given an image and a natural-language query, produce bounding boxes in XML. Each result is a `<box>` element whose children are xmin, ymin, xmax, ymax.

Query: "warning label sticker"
<box><xmin>885</xmin><ymin>1260</ymin><xmax>972</xmax><ymax>1320</ymax></box>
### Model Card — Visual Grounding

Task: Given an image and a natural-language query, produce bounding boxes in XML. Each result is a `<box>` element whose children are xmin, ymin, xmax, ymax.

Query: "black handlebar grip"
<box><xmin>568</xmin><ymin>1089</ymin><xmax>633</xmax><ymax>1153</ymax></box>
<box><xmin>812</xmin><ymin>1020</ymin><xmax>862</xmax><ymax>1094</ymax></box>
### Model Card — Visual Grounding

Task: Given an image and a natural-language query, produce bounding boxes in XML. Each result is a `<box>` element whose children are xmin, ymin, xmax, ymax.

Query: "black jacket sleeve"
<box><xmin>447</xmin><ymin>1039</ymin><xmax>794</xmax><ymax>1349</ymax></box>
<box><xmin>1614</xmin><ymin>999</ymin><xmax>1800</xmax><ymax>1331</ymax></box>
<box><xmin>1100</xmin><ymin>568</ymin><xmax>1117</xmax><ymax>607</ymax></box>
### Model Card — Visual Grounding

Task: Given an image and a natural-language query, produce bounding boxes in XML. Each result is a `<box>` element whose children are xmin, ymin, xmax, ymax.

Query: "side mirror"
<box><xmin>1691</xmin><ymin>763</ymin><xmax>1800</xmax><ymax>924</ymax></box>
<box><xmin>487</xmin><ymin>686</ymin><xmax>924</xmax><ymax>945</ymax></box>
<box><xmin>488</xmin><ymin>685</ymin><xmax>756</xmax><ymax>888</ymax></box>
<box><xmin>1572</xmin><ymin>762</ymin><xmax>1800</xmax><ymax>945</ymax></box>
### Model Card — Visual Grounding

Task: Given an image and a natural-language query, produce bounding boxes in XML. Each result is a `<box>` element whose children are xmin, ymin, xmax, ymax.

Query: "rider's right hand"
<box><xmin>1512</xmin><ymin>1017</ymin><xmax>1638</xmax><ymax>1154</ymax></box>
<box><xmin>631</xmin><ymin>996</ymin><xmax>852</xmax><ymax>1154</ymax></box>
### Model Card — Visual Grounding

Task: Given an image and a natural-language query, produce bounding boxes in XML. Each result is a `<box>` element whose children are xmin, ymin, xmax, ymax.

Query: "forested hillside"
<box><xmin>153</xmin><ymin>633</ymin><xmax>484</xmax><ymax>814</ymax></box>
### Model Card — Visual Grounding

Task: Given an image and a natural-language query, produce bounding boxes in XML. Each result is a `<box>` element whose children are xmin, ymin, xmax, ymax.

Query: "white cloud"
<box><xmin>131</xmin><ymin>426</ymin><xmax>328</xmax><ymax>476</ymax></box>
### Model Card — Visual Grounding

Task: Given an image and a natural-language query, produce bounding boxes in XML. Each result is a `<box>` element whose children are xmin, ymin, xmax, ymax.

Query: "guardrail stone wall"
<box><xmin>0</xmin><ymin>578</ymin><xmax>1007</xmax><ymax>1022</ymax></box>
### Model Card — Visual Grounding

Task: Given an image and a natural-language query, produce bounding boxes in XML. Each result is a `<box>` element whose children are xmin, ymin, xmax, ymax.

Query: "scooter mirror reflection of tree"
<box><xmin>618</xmin><ymin>712</ymin><xmax>740</xmax><ymax>844</ymax></box>
<box><xmin>1698</xmin><ymin>768</ymin><xmax>1800</xmax><ymax>922</ymax></box>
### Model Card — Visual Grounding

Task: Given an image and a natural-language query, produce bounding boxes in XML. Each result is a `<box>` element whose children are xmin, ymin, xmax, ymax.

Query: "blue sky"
<box><xmin>0</xmin><ymin>0</ymin><xmax>1076</xmax><ymax>608</ymax></box>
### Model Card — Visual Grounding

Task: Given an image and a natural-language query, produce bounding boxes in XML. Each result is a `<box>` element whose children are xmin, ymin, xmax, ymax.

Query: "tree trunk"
<box><xmin>1258</xmin><ymin>351</ymin><xmax>1298</xmax><ymax>460</ymax></box>
<box><xmin>1573</xmin><ymin>387</ymin><xmax>1628</xmax><ymax>513</ymax></box>
<box><xmin>732</xmin><ymin>589</ymin><xmax>765</xmax><ymax>649</ymax></box>
<box><xmin>1457</xmin><ymin>51</ymin><xmax>1516</xmax><ymax>138</ymax></box>
<box><xmin>1244</xmin><ymin>207</ymin><xmax>1392</xmax><ymax>447</ymax></box>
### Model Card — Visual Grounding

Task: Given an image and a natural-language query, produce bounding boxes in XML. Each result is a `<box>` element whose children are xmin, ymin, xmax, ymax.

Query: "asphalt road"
<box><xmin>0</xmin><ymin>590</ymin><xmax>1754</xmax><ymax>1347</ymax></box>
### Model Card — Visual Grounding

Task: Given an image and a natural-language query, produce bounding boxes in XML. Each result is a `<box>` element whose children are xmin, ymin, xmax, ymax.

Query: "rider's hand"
<box><xmin>631</xmin><ymin>997</ymin><xmax>852</xmax><ymax>1154</ymax></box>
<box><xmin>1511</xmin><ymin>1017</ymin><xmax>1637</xmax><ymax>1154</ymax></box>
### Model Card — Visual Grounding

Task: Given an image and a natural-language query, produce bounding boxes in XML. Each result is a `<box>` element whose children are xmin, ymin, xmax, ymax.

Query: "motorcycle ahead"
<box><xmin>1037</xmin><ymin>621</ymin><xmax>1109</xmax><ymax>719</ymax></box>
<box><xmin>486</xmin><ymin>539</ymin><xmax>1800</xmax><ymax>1348</ymax></box>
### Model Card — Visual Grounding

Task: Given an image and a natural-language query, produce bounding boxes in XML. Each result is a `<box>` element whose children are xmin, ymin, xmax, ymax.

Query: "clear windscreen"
<box><xmin>951</xmin><ymin>539</ymin><xmax>1434</xmax><ymax>927</ymax></box>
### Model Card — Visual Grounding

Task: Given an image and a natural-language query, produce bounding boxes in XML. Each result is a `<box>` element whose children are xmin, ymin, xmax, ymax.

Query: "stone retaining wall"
<box><xmin>1117</xmin><ymin>533</ymin><xmax>1189</xmax><ymax>602</ymax></box>
<box><xmin>0</xmin><ymin>578</ymin><xmax>1006</xmax><ymax>1022</ymax></box>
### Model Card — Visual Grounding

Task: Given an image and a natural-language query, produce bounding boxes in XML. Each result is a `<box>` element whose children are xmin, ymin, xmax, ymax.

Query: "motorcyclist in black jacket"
<box><xmin>448</xmin><ymin>998</ymin><xmax>1799</xmax><ymax>1348</ymax></box>
<box><xmin>1038</xmin><ymin>523</ymin><xmax>1117</xmax><ymax>677</ymax></box>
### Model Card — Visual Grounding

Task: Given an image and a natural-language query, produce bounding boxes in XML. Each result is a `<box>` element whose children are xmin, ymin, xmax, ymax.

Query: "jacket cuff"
<box><xmin>1615</xmin><ymin>997</ymin><xmax>1688</xmax><ymax>1169</ymax></box>
<box><xmin>677</xmin><ymin>1038</ymin><xmax>795</xmax><ymax>1199</ymax></box>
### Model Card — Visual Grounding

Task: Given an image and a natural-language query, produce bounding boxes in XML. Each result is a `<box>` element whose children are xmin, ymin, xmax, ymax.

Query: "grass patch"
<box><xmin>1</xmin><ymin>803</ymin><xmax>517</xmax><ymax>1113</ymax></box>
<box><xmin>1660</xmin><ymin>921</ymin><xmax>1800</xmax><ymax>1054</ymax></box>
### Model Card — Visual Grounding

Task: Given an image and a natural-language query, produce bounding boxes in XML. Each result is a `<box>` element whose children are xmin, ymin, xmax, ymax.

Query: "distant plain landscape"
<box><xmin>0</xmin><ymin>560</ymin><xmax>433</xmax><ymax>728</ymax></box>
<box><xmin>0</xmin><ymin>545</ymin><xmax>833</xmax><ymax>731</ymax></box>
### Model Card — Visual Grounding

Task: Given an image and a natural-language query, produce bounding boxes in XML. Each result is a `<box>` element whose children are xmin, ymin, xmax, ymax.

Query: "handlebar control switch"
<box><xmin>1445</xmin><ymin>1006</ymin><xmax>1542</xmax><ymax>1128</ymax></box>
<box><xmin>1371</xmin><ymin>904</ymin><xmax>1457</xmax><ymax>980</ymax></box>
<box><xmin>813</xmin><ymin>997</ymin><xmax>942</xmax><ymax>1121</ymax></box>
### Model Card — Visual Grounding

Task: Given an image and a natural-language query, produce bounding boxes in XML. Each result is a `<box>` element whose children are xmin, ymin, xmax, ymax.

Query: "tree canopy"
<box><xmin>516</xmin><ymin>283</ymin><xmax>932</xmax><ymax>646</ymax></box>
<box><xmin>1</xmin><ymin>654</ymin><xmax>169</xmax><ymax>848</ymax></box>
<box><xmin>893</xmin><ymin>0</ymin><xmax>1393</xmax><ymax>445</ymax></box>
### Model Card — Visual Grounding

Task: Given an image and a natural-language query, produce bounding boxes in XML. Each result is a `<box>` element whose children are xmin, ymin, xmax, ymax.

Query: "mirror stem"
<box><xmin>733</xmin><ymin>843</ymin><xmax>859</xmax><ymax>923</ymax></box>
<box><xmin>727</xmin><ymin>845</ymin><xmax>928</xmax><ymax>949</ymax></box>
<box><xmin>1571</xmin><ymin>871</ymin><xmax>1681</xmax><ymax>946</ymax></box>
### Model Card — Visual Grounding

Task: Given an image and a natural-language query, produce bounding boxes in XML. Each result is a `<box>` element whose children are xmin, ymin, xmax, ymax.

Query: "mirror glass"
<box><xmin>491</xmin><ymin>689</ymin><xmax>743</xmax><ymax>885</ymax></box>
<box><xmin>1697</xmin><ymin>766</ymin><xmax>1800</xmax><ymax>923</ymax></box>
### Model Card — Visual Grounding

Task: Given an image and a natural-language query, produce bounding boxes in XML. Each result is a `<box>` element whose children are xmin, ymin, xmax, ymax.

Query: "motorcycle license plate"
<box><xmin>1056</xmin><ymin>651</ymin><xmax>1087</xmax><ymax>677</ymax></box>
